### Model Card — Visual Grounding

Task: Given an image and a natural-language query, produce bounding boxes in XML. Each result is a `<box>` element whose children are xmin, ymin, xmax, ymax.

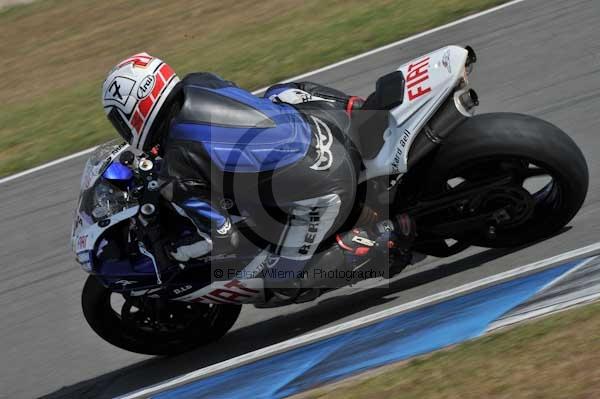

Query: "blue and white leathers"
<box><xmin>170</xmin><ymin>78</ymin><xmax>313</xmax><ymax>173</ymax></box>
<box><xmin>160</xmin><ymin>73</ymin><xmax>359</xmax><ymax>278</ymax></box>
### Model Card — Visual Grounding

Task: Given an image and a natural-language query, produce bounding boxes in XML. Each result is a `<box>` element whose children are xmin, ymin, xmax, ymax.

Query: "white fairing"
<box><xmin>362</xmin><ymin>46</ymin><xmax>470</xmax><ymax>180</ymax></box>
<box><xmin>71</xmin><ymin>141</ymin><xmax>138</xmax><ymax>271</ymax></box>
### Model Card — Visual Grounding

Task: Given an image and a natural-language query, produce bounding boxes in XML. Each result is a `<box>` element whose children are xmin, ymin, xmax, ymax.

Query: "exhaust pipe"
<box><xmin>407</xmin><ymin>88</ymin><xmax>479</xmax><ymax>168</ymax></box>
<box><xmin>465</xmin><ymin>45</ymin><xmax>477</xmax><ymax>68</ymax></box>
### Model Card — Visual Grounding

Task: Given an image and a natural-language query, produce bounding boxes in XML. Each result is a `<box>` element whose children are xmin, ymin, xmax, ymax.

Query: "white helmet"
<box><xmin>102</xmin><ymin>52</ymin><xmax>180</xmax><ymax>150</ymax></box>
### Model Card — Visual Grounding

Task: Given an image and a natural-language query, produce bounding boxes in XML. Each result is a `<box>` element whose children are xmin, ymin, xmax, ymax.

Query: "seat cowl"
<box><xmin>352</xmin><ymin>71</ymin><xmax>406</xmax><ymax>160</ymax></box>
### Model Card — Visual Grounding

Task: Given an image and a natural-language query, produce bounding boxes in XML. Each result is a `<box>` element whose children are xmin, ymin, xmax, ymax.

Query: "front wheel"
<box><xmin>423</xmin><ymin>113</ymin><xmax>588</xmax><ymax>248</ymax></box>
<box><xmin>82</xmin><ymin>276</ymin><xmax>242</xmax><ymax>355</ymax></box>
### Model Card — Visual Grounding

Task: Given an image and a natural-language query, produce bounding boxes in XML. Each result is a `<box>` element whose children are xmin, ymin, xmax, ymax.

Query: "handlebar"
<box><xmin>119</xmin><ymin>149</ymin><xmax>173</xmax><ymax>284</ymax></box>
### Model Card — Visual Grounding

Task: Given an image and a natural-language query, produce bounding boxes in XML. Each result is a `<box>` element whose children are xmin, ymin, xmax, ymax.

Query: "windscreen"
<box><xmin>76</xmin><ymin>140</ymin><xmax>137</xmax><ymax>223</ymax></box>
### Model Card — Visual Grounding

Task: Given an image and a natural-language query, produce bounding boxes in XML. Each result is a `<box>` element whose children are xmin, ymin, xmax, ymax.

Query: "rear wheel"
<box><xmin>82</xmin><ymin>276</ymin><xmax>242</xmax><ymax>355</ymax></box>
<box><xmin>422</xmin><ymin>113</ymin><xmax>588</xmax><ymax>248</ymax></box>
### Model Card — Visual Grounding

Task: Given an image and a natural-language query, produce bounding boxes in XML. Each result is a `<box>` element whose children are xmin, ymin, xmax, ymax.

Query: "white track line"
<box><xmin>0</xmin><ymin>0</ymin><xmax>530</xmax><ymax>186</ymax></box>
<box><xmin>0</xmin><ymin>147</ymin><xmax>97</xmax><ymax>185</ymax></box>
<box><xmin>487</xmin><ymin>292</ymin><xmax>600</xmax><ymax>331</ymax></box>
<box><xmin>487</xmin><ymin>256</ymin><xmax>600</xmax><ymax>330</ymax></box>
<box><xmin>118</xmin><ymin>240</ymin><xmax>600</xmax><ymax>399</ymax></box>
<box><xmin>531</xmin><ymin>256</ymin><xmax>598</xmax><ymax>295</ymax></box>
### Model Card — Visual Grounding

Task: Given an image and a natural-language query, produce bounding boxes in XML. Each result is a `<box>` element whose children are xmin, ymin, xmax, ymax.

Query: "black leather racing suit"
<box><xmin>157</xmin><ymin>73</ymin><xmax>362</xmax><ymax>281</ymax></box>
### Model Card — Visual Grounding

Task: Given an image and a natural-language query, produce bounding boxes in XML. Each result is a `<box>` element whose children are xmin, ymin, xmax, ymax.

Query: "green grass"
<box><xmin>0</xmin><ymin>0</ymin><xmax>508</xmax><ymax>177</ymax></box>
<box><xmin>297</xmin><ymin>301</ymin><xmax>600</xmax><ymax>399</ymax></box>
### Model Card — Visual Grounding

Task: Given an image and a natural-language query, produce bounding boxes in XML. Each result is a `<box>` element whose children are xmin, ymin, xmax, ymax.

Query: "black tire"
<box><xmin>82</xmin><ymin>276</ymin><xmax>242</xmax><ymax>356</ymax></box>
<box><xmin>424</xmin><ymin>113</ymin><xmax>588</xmax><ymax>248</ymax></box>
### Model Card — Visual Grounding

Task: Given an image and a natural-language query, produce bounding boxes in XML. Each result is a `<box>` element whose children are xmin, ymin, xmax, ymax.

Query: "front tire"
<box><xmin>82</xmin><ymin>276</ymin><xmax>242</xmax><ymax>356</ymax></box>
<box><xmin>424</xmin><ymin>113</ymin><xmax>588</xmax><ymax>248</ymax></box>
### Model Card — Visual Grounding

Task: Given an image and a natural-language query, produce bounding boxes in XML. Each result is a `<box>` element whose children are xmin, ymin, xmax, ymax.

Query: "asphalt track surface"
<box><xmin>2</xmin><ymin>0</ymin><xmax>600</xmax><ymax>397</ymax></box>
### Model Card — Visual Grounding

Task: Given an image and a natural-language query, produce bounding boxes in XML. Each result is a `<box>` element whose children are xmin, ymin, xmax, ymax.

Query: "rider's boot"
<box><xmin>336</xmin><ymin>213</ymin><xmax>418</xmax><ymax>275</ymax></box>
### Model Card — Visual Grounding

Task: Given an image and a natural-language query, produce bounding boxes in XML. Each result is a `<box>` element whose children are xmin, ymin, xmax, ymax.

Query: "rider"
<box><xmin>101</xmin><ymin>53</ymin><xmax>414</xmax><ymax>292</ymax></box>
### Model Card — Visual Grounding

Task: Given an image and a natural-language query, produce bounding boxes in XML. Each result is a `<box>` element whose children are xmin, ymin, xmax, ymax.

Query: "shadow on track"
<box><xmin>42</xmin><ymin>231</ymin><xmax>564</xmax><ymax>399</ymax></box>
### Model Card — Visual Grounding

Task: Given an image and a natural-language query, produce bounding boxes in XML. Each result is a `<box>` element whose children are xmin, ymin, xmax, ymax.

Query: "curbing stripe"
<box><xmin>118</xmin><ymin>240</ymin><xmax>600</xmax><ymax>399</ymax></box>
<box><xmin>487</xmin><ymin>256</ymin><xmax>600</xmax><ymax>330</ymax></box>
<box><xmin>0</xmin><ymin>0</ymin><xmax>530</xmax><ymax>185</ymax></box>
<box><xmin>487</xmin><ymin>292</ymin><xmax>600</xmax><ymax>331</ymax></box>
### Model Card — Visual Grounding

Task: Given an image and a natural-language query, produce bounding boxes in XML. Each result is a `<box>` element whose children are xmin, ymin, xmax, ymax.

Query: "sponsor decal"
<box><xmin>173</xmin><ymin>285</ymin><xmax>193</xmax><ymax>295</ymax></box>
<box><xmin>99</xmin><ymin>141</ymin><xmax>128</xmax><ymax>173</ymax></box>
<box><xmin>77</xmin><ymin>235</ymin><xmax>88</xmax><ymax>251</ymax></box>
<box><xmin>110</xmin><ymin>81</ymin><xmax>124</xmax><ymax>101</ymax></box>
<box><xmin>310</xmin><ymin>116</ymin><xmax>333</xmax><ymax>171</ymax></box>
<box><xmin>272</xmin><ymin>89</ymin><xmax>336</xmax><ymax>105</ymax></box>
<box><xmin>399</xmin><ymin>128</ymin><xmax>411</xmax><ymax>148</ymax></box>
<box><xmin>295</xmin><ymin>90</ymin><xmax>313</xmax><ymax>103</ymax></box>
<box><xmin>406</xmin><ymin>57</ymin><xmax>432</xmax><ymax>101</ymax></box>
<box><xmin>352</xmin><ymin>235</ymin><xmax>375</xmax><ymax>247</ymax></box>
<box><xmin>104</xmin><ymin>76</ymin><xmax>135</xmax><ymax>105</ymax></box>
<box><xmin>74</xmin><ymin>215</ymin><xmax>83</xmax><ymax>230</ymax></box>
<box><xmin>195</xmin><ymin>279</ymin><xmax>260</xmax><ymax>304</ymax></box>
<box><xmin>441</xmin><ymin>49</ymin><xmax>452</xmax><ymax>74</ymax></box>
<box><xmin>298</xmin><ymin>207</ymin><xmax>321</xmax><ymax>255</ymax></box>
<box><xmin>391</xmin><ymin>129</ymin><xmax>412</xmax><ymax>172</ymax></box>
<box><xmin>216</xmin><ymin>218</ymin><xmax>232</xmax><ymax>236</ymax></box>
<box><xmin>137</xmin><ymin>75</ymin><xmax>156</xmax><ymax>99</ymax></box>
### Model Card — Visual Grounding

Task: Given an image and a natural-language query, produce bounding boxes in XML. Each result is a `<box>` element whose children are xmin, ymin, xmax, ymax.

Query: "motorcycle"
<box><xmin>72</xmin><ymin>46</ymin><xmax>588</xmax><ymax>355</ymax></box>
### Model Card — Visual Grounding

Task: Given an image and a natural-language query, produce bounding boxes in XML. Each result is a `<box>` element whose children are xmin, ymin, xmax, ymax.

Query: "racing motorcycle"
<box><xmin>72</xmin><ymin>46</ymin><xmax>588</xmax><ymax>355</ymax></box>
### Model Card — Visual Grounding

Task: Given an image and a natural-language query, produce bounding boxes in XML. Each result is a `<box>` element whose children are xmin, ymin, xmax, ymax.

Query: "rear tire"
<box><xmin>82</xmin><ymin>276</ymin><xmax>242</xmax><ymax>356</ymax></box>
<box><xmin>424</xmin><ymin>113</ymin><xmax>588</xmax><ymax>247</ymax></box>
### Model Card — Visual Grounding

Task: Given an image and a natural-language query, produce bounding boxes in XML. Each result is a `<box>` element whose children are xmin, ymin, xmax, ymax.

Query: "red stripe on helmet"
<box><xmin>159</xmin><ymin>64</ymin><xmax>175</xmax><ymax>81</ymax></box>
<box><xmin>138</xmin><ymin>97</ymin><xmax>154</xmax><ymax>118</ymax></box>
<box><xmin>118</xmin><ymin>53</ymin><xmax>153</xmax><ymax>69</ymax></box>
<box><xmin>130</xmin><ymin>111</ymin><xmax>144</xmax><ymax>133</ymax></box>
<box><xmin>151</xmin><ymin>75</ymin><xmax>165</xmax><ymax>99</ymax></box>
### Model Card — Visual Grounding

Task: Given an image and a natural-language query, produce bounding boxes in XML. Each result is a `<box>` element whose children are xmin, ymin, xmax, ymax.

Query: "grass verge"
<box><xmin>296</xmin><ymin>301</ymin><xmax>600</xmax><ymax>399</ymax></box>
<box><xmin>0</xmin><ymin>0</ymin><xmax>507</xmax><ymax>177</ymax></box>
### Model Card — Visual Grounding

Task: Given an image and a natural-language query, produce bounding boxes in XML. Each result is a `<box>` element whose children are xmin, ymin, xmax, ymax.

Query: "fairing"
<box><xmin>71</xmin><ymin>141</ymin><xmax>138</xmax><ymax>266</ymax></box>
<box><xmin>362</xmin><ymin>46</ymin><xmax>470</xmax><ymax>180</ymax></box>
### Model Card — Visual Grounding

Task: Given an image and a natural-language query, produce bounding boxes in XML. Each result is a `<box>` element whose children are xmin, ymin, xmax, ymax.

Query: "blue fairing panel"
<box><xmin>170</xmin><ymin>86</ymin><xmax>311</xmax><ymax>173</ymax></box>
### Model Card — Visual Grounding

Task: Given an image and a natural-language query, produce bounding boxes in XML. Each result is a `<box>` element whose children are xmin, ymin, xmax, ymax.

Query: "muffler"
<box><xmin>407</xmin><ymin>88</ymin><xmax>479</xmax><ymax>168</ymax></box>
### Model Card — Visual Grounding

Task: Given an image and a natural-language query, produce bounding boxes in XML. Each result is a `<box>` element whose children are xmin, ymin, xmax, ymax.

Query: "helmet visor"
<box><xmin>107</xmin><ymin>108</ymin><xmax>133</xmax><ymax>144</ymax></box>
